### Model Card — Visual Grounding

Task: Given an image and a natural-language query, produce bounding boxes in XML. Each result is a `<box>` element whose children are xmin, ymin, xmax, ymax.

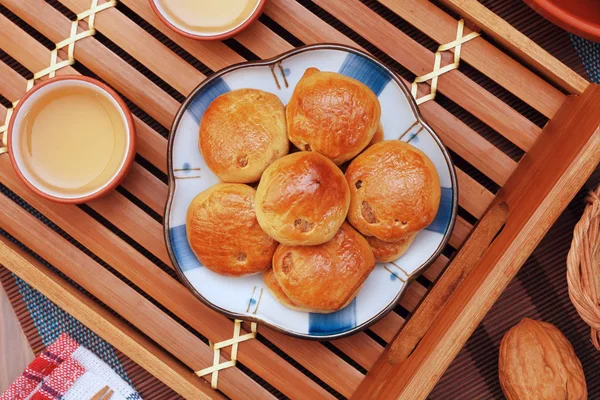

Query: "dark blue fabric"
<box><xmin>571</xmin><ymin>35</ymin><xmax>600</xmax><ymax>83</ymax></box>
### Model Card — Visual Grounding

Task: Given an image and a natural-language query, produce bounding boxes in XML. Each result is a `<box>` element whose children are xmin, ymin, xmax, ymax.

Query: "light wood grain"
<box><xmin>60</xmin><ymin>0</ymin><xmax>205</xmax><ymax>95</ymax></box>
<box><xmin>377</xmin><ymin>0</ymin><xmax>565</xmax><ymax>122</ymax></box>
<box><xmin>0</xmin><ymin>13</ymin><xmax>168</xmax><ymax>174</ymax></box>
<box><xmin>0</xmin><ymin>17</ymin><xmax>424</xmax><ymax>379</ymax></box>
<box><xmin>0</xmin><ymin>1</ymin><xmax>590</xmax><ymax>399</ymax></box>
<box><xmin>0</xmin><ymin>239</ymin><xmax>221</xmax><ymax>400</ymax></box>
<box><xmin>353</xmin><ymin>84</ymin><xmax>600</xmax><ymax>399</ymax></box>
<box><xmin>313</xmin><ymin>0</ymin><xmax>542</xmax><ymax>150</ymax></box>
<box><xmin>0</xmin><ymin>193</ymin><xmax>273</xmax><ymax>400</ymax></box>
<box><xmin>439</xmin><ymin>0</ymin><xmax>589</xmax><ymax>94</ymax></box>
<box><xmin>0</xmin><ymin>157</ymin><xmax>337</xmax><ymax>399</ymax></box>
<box><xmin>3</xmin><ymin>0</ymin><xmax>178</xmax><ymax>128</ymax></box>
<box><xmin>0</xmin><ymin>82</ymin><xmax>361</xmax><ymax>400</ymax></box>
<box><xmin>353</xmin><ymin>202</ymin><xmax>509</xmax><ymax>397</ymax></box>
<box><xmin>265</xmin><ymin>0</ymin><xmax>517</xmax><ymax>186</ymax></box>
<box><xmin>3</xmin><ymin>0</ymin><xmax>476</xmax><ymax>367</ymax></box>
<box><xmin>0</xmin><ymin>284</ymin><xmax>34</xmax><ymax>393</ymax></box>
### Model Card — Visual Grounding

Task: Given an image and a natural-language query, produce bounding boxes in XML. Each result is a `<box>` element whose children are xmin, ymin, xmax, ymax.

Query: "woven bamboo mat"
<box><xmin>0</xmin><ymin>0</ymin><xmax>598</xmax><ymax>399</ymax></box>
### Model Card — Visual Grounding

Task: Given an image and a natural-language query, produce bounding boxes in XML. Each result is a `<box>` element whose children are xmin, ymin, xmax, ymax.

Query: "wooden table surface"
<box><xmin>0</xmin><ymin>0</ymin><xmax>596</xmax><ymax>398</ymax></box>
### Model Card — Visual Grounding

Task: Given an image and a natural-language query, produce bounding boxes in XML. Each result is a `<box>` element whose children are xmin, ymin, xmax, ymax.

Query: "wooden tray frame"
<box><xmin>0</xmin><ymin>0</ymin><xmax>598</xmax><ymax>399</ymax></box>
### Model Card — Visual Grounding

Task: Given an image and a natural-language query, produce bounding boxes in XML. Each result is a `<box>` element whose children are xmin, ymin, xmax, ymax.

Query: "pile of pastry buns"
<box><xmin>186</xmin><ymin>67</ymin><xmax>441</xmax><ymax>313</ymax></box>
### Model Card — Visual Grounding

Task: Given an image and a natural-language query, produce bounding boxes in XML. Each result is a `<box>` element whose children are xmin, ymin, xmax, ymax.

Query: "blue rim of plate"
<box><xmin>164</xmin><ymin>44</ymin><xmax>458</xmax><ymax>340</ymax></box>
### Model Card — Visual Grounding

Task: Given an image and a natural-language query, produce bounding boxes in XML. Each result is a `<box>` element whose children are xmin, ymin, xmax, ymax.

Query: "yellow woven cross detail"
<box><xmin>411</xmin><ymin>19</ymin><xmax>480</xmax><ymax>105</ymax></box>
<box><xmin>0</xmin><ymin>0</ymin><xmax>116</xmax><ymax>154</ymax></box>
<box><xmin>195</xmin><ymin>320</ymin><xmax>258</xmax><ymax>389</ymax></box>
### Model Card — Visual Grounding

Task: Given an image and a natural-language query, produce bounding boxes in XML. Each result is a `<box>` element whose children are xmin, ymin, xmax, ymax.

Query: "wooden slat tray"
<box><xmin>0</xmin><ymin>0</ymin><xmax>598</xmax><ymax>399</ymax></box>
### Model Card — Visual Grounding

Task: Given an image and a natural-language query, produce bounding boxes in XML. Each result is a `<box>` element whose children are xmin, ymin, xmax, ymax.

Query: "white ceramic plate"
<box><xmin>165</xmin><ymin>44</ymin><xmax>457</xmax><ymax>340</ymax></box>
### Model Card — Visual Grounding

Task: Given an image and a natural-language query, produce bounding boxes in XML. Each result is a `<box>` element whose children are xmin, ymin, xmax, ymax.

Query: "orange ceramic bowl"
<box><xmin>6</xmin><ymin>76</ymin><xmax>136</xmax><ymax>204</ymax></box>
<box><xmin>149</xmin><ymin>0</ymin><xmax>267</xmax><ymax>41</ymax></box>
<box><xmin>524</xmin><ymin>0</ymin><xmax>600</xmax><ymax>42</ymax></box>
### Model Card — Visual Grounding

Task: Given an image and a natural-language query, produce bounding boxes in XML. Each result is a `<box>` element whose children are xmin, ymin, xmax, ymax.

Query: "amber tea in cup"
<box><xmin>150</xmin><ymin>0</ymin><xmax>264</xmax><ymax>40</ymax></box>
<box><xmin>7</xmin><ymin>76</ymin><xmax>135</xmax><ymax>203</ymax></box>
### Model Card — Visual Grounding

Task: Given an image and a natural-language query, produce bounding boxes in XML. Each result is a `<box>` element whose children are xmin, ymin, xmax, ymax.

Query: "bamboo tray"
<box><xmin>0</xmin><ymin>0</ymin><xmax>598</xmax><ymax>399</ymax></box>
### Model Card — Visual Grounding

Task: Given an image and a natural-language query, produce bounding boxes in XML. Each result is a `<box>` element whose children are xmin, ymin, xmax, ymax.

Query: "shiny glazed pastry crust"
<box><xmin>286</xmin><ymin>68</ymin><xmax>381</xmax><ymax>165</ymax></box>
<box><xmin>346</xmin><ymin>140</ymin><xmax>441</xmax><ymax>242</ymax></box>
<box><xmin>271</xmin><ymin>223</ymin><xmax>376</xmax><ymax>313</ymax></box>
<box><xmin>186</xmin><ymin>183</ymin><xmax>277</xmax><ymax>276</ymax></box>
<box><xmin>262</xmin><ymin>268</ymin><xmax>315</xmax><ymax>312</ymax></box>
<box><xmin>367</xmin><ymin>233</ymin><xmax>417</xmax><ymax>263</ymax></box>
<box><xmin>255</xmin><ymin>152</ymin><xmax>350</xmax><ymax>246</ymax></box>
<box><xmin>199</xmin><ymin>88</ymin><xmax>289</xmax><ymax>183</ymax></box>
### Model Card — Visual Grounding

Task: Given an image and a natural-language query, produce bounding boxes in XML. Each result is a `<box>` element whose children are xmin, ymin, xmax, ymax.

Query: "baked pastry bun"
<box><xmin>255</xmin><ymin>152</ymin><xmax>350</xmax><ymax>246</ymax></box>
<box><xmin>346</xmin><ymin>140</ymin><xmax>440</xmax><ymax>242</ymax></box>
<box><xmin>367</xmin><ymin>233</ymin><xmax>417</xmax><ymax>263</ymax></box>
<box><xmin>263</xmin><ymin>268</ymin><xmax>311</xmax><ymax>312</ymax></box>
<box><xmin>186</xmin><ymin>183</ymin><xmax>277</xmax><ymax>276</ymax></box>
<box><xmin>271</xmin><ymin>223</ymin><xmax>375</xmax><ymax>313</ymax></box>
<box><xmin>286</xmin><ymin>68</ymin><xmax>381</xmax><ymax>165</ymax></box>
<box><xmin>200</xmin><ymin>88</ymin><xmax>288</xmax><ymax>183</ymax></box>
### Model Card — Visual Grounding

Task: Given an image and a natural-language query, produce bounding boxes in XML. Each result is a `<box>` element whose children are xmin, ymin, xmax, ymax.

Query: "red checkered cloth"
<box><xmin>30</xmin><ymin>357</ymin><xmax>84</xmax><ymax>400</ymax></box>
<box><xmin>0</xmin><ymin>334</ymin><xmax>83</xmax><ymax>400</ymax></box>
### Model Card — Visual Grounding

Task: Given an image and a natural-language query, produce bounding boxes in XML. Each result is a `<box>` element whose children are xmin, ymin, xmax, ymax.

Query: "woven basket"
<box><xmin>567</xmin><ymin>184</ymin><xmax>600</xmax><ymax>349</ymax></box>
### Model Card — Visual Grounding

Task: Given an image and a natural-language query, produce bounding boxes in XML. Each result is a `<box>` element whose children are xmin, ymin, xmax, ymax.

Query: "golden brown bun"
<box><xmin>368</xmin><ymin>123</ymin><xmax>384</xmax><ymax>148</ymax></box>
<box><xmin>255</xmin><ymin>152</ymin><xmax>350</xmax><ymax>246</ymax></box>
<box><xmin>263</xmin><ymin>268</ymin><xmax>314</xmax><ymax>312</ymax></box>
<box><xmin>200</xmin><ymin>89</ymin><xmax>288</xmax><ymax>183</ymax></box>
<box><xmin>186</xmin><ymin>183</ymin><xmax>277</xmax><ymax>276</ymax></box>
<box><xmin>346</xmin><ymin>141</ymin><xmax>440</xmax><ymax>242</ymax></box>
<box><xmin>367</xmin><ymin>233</ymin><xmax>417</xmax><ymax>263</ymax></box>
<box><xmin>286</xmin><ymin>68</ymin><xmax>381</xmax><ymax>165</ymax></box>
<box><xmin>272</xmin><ymin>223</ymin><xmax>375</xmax><ymax>313</ymax></box>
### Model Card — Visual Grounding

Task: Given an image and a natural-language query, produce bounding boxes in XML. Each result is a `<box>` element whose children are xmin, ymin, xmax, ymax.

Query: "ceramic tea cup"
<box><xmin>149</xmin><ymin>0</ymin><xmax>267</xmax><ymax>40</ymax></box>
<box><xmin>3</xmin><ymin>76</ymin><xmax>136</xmax><ymax>204</ymax></box>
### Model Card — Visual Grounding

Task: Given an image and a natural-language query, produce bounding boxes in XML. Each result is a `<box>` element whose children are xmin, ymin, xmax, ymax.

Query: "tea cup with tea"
<box><xmin>3</xmin><ymin>76</ymin><xmax>136</xmax><ymax>204</ymax></box>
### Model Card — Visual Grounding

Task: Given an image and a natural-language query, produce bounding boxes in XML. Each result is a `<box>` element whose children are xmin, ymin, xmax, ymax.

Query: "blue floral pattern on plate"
<box><xmin>165</xmin><ymin>45</ymin><xmax>457</xmax><ymax>339</ymax></box>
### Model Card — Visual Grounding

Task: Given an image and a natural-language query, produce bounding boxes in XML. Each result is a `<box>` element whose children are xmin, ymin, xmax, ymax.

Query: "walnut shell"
<box><xmin>499</xmin><ymin>318</ymin><xmax>587</xmax><ymax>400</ymax></box>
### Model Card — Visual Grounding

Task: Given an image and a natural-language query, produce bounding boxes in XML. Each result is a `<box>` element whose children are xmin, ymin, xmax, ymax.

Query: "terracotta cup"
<box><xmin>149</xmin><ymin>0</ymin><xmax>267</xmax><ymax>40</ymax></box>
<box><xmin>3</xmin><ymin>76</ymin><xmax>136</xmax><ymax>204</ymax></box>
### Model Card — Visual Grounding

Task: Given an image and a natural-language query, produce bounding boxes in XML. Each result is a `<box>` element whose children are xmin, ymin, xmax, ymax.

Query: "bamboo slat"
<box><xmin>0</xmin><ymin>238</ymin><xmax>222</xmax><ymax>400</ymax></box>
<box><xmin>0</xmin><ymin>6</ymin><xmax>437</xmax><ymax>374</ymax></box>
<box><xmin>353</xmin><ymin>84</ymin><xmax>600</xmax><ymax>400</ymax></box>
<box><xmin>0</xmin><ymin>0</ymin><xmax>476</xmax><ymax>361</ymax></box>
<box><xmin>235</xmin><ymin>20</ymin><xmax>293</xmax><ymax>56</ymax></box>
<box><xmin>371</xmin><ymin>312</ymin><xmax>405</xmax><ymax>343</ymax></box>
<box><xmin>120</xmin><ymin>0</ymin><xmax>245</xmax><ymax>70</ymax></box>
<box><xmin>59</xmin><ymin>0</ymin><xmax>205</xmax><ymax>95</ymax></box>
<box><xmin>377</xmin><ymin>0</ymin><xmax>566</xmax><ymax>121</ymax></box>
<box><xmin>0</xmin><ymin>13</ymin><xmax>168</xmax><ymax>174</ymax></box>
<box><xmin>332</xmin><ymin>335</ymin><xmax>383</xmax><ymax>370</ymax></box>
<box><xmin>0</xmin><ymin>62</ymin><xmax>379</xmax><ymax>394</ymax></box>
<box><xmin>439</xmin><ymin>0</ymin><xmax>589</xmax><ymax>94</ymax></box>
<box><xmin>3</xmin><ymin>0</ymin><xmax>178</xmax><ymax>128</ymax></box>
<box><xmin>0</xmin><ymin>0</ymin><xmax>593</xmax><ymax>398</ymax></box>
<box><xmin>0</xmin><ymin>158</ymin><xmax>343</xmax><ymax>400</ymax></box>
<box><xmin>120</xmin><ymin>165</ymin><xmax>168</xmax><ymax>215</ymax></box>
<box><xmin>313</xmin><ymin>0</ymin><xmax>541</xmax><ymax>151</ymax></box>
<box><xmin>456</xmin><ymin>169</ymin><xmax>495</xmax><ymax>218</ymax></box>
<box><xmin>264</xmin><ymin>0</ymin><xmax>516</xmax><ymax>185</ymax></box>
<box><xmin>423</xmin><ymin>255</ymin><xmax>450</xmax><ymax>282</ymax></box>
<box><xmin>0</xmin><ymin>193</ymin><xmax>272</xmax><ymax>400</ymax></box>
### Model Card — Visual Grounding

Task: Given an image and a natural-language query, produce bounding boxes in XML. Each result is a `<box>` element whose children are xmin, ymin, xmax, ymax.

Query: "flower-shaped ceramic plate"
<box><xmin>165</xmin><ymin>44</ymin><xmax>457</xmax><ymax>340</ymax></box>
